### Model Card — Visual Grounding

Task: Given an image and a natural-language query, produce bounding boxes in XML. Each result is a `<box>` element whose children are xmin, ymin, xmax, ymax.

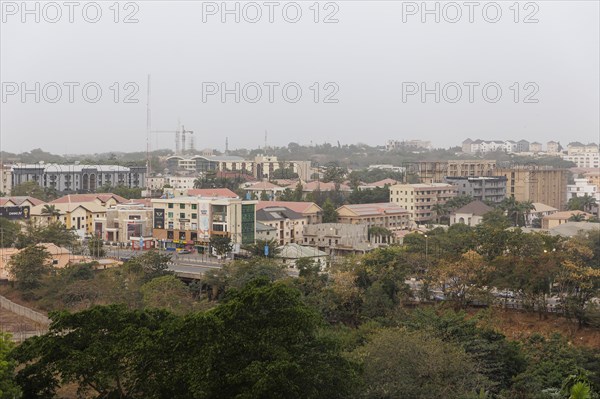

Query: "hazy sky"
<box><xmin>1</xmin><ymin>1</ymin><xmax>599</xmax><ymax>154</ymax></box>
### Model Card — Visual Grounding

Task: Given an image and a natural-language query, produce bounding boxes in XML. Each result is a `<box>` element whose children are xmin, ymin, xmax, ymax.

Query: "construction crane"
<box><xmin>151</xmin><ymin>124</ymin><xmax>194</xmax><ymax>155</ymax></box>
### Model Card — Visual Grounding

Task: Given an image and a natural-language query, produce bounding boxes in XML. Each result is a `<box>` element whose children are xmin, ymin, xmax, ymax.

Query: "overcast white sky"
<box><xmin>1</xmin><ymin>1</ymin><xmax>599</xmax><ymax>154</ymax></box>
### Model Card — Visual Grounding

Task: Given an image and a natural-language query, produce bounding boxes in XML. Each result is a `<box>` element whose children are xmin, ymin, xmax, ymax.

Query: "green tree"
<box><xmin>569</xmin><ymin>382</ymin><xmax>592</xmax><ymax>399</ymax></box>
<box><xmin>293</xmin><ymin>182</ymin><xmax>304</xmax><ymax>201</ymax></box>
<box><xmin>140</xmin><ymin>275</ymin><xmax>194</xmax><ymax>315</ymax></box>
<box><xmin>87</xmin><ymin>235</ymin><xmax>106</xmax><ymax>258</ymax></box>
<box><xmin>322</xmin><ymin>198</ymin><xmax>338</xmax><ymax>223</ymax></box>
<box><xmin>0</xmin><ymin>218</ymin><xmax>20</xmax><ymax>247</ymax></box>
<box><xmin>244</xmin><ymin>238</ymin><xmax>280</xmax><ymax>258</ymax></box>
<box><xmin>11</xmin><ymin>305</ymin><xmax>180</xmax><ymax>398</ymax></box>
<box><xmin>14</xmin><ymin>221</ymin><xmax>77</xmax><ymax>249</ymax></box>
<box><xmin>0</xmin><ymin>332</ymin><xmax>21</xmax><ymax>399</ymax></box>
<box><xmin>354</xmin><ymin>328</ymin><xmax>490</xmax><ymax>399</ymax></box>
<box><xmin>8</xmin><ymin>245</ymin><xmax>51</xmax><ymax>290</ymax></box>
<box><xmin>568</xmin><ymin>194</ymin><xmax>597</xmax><ymax>212</ymax></box>
<box><xmin>180</xmin><ymin>279</ymin><xmax>357</xmax><ymax>398</ymax></box>
<box><xmin>40</xmin><ymin>204</ymin><xmax>61</xmax><ymax>221</ymax></box>
<box><xmin>124</xmin><ymin>249</ymin><xmax>172</xmax><ymax>282</ymax></box>
<box><xmin>322</xmin><ymin>162</ymin><xmax>347</xmax><ymax>184</ymax></box>
<box><xmin>209</xmin><ymin>235</ymin><xmax>232</xmax><ymax>257</ymax></box>
<box><xmin>260</xmin><ymin>190</ymin><xmax>270</xmax><ymax>200</ymax></box>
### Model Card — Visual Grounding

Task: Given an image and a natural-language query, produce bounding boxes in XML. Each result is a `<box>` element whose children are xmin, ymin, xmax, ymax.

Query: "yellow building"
<box><xmin>30</xmin><ymin>202</ymin><xmax>107</xmax><ymax>238</ymax></box>
<box><xmin>492</xmin><ymin>167</ymin><xmax>568</xmax><ymax>210</ymax></box>
<box><xmin>389</xmin><ymin>183</ymin><xmax>457</xmax><ymax>223</ymax></box>
<box><xmin>542</xmin><ymin>210</ymin><xmax>594</xmax><ymax>229</ymax></box>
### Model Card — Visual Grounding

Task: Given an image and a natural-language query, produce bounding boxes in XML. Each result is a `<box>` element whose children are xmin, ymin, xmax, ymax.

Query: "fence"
<box><xmin>0</xmin><ymin>295</ymin><xmax>51</xmax><ymax>326</ymax></box>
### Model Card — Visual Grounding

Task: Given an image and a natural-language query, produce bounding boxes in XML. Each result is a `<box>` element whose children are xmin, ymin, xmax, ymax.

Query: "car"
<box><xmin>178</xmin><ymin>249</ymin><xmax>192</xmax><ymax>254</ymax></box>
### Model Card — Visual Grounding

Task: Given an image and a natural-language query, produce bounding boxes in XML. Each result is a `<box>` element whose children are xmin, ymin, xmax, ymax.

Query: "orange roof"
<box><xmin>256</xmin><ymin>201</ymin><xmax>322</xmax><ymax>214</ymax></box>
<box><xmin>187</xmin><ymin>188</ymin><xmax>238</xmax><ymax>198</ymax></box>
<box><xmin>245</xmin><ymin>181</ymin><xmax>283</xmax><ymax>190</ymax></box>
<box><xmin>51</xmin><ymin>193</ymin><xmax>128</xmax><ymax>204</ymax></box>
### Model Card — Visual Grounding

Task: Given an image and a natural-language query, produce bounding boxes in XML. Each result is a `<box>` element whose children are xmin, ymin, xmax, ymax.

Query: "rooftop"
<box><xmin>453</xmin><ymin>200</ymin><xmax>493</xmax><ymax>216</ymax></box>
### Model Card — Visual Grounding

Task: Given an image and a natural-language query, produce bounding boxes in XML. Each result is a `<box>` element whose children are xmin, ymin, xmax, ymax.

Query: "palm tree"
<box><xmin>569</xmin><ymin>382</ymin><xmax>592</xmax><ymax>399</ymax></box>
<box><xmin>431</xmin><ymin>203</ymin><xmax>447</xmax><ymax>225</ymax></box>
<box><xmin>41</xmin><ymin>204</ymin><xmax>61</xmax><ymax>222</ymax></box>
<box><xmin>569</xmin><ymin>213</ymin><xmax>587</xmax><ymax>222</ymax></box>
<box><xmin>518</xmin><ymin>200</ymin><xmax>535</xmax><ymax>227</ymax></box>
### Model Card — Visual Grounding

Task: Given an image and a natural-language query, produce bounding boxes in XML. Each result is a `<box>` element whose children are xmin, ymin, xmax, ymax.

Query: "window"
<box><xmin>191</xmin><ymin>204</ymin><xmax>197</xmax><ymax>210</ymax></box>
<box><xmin>167</xmin><ymin>230</ymin><xmax>174</xmax><ymax>239</ymax></box>
<box><xmin>168</xmin><ymin>212</ymin><xmax>173</xmax><ymax>218</ymax></box>
<box><xmin>180</xmin><ymin>213</ymin><xmax>185</xmax><ymax>219</ymax></box>
<box><xmin>168</xmin><ymin>203</ymin><xmax>173</xmax><ymax>209</ymax></box>
<box><xmin>191</xmin><ymin>213</ymin><xmax>197</xmax><ymax>219</ymax></box>
<box><xmin>179</xmin><ymin>232</ymin><xmax>186</xmax><ymax>240</ymax></box>
<box><xmin>180</xmin><ymin>203</ymin><xmax>185</xmax><ymax>209</ymax></box>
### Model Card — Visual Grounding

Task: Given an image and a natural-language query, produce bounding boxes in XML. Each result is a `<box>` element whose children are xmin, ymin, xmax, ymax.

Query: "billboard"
<box><xmin>0</xmin><ymin>206</ymin><xmax>30</xmax><ymax>220</ymax></box>
<box><xmin>198</xmin><ymin>202</ymin><xmax>210</xmax><ymax>239</ymax></box>
<box><xmin>153</xmin><ymin>208</ymin><xmax>165</xmax><ymax>229</ymax></box>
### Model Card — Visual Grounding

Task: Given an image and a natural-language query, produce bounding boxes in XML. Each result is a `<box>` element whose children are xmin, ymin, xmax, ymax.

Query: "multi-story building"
<box><xmin>254</xmin><ymin>156</ymin><xmax>313</xmax><ymax>181</ymax></box>
<box><xmin>546</xmin><ymin>141</ymin><xmax>562</xmax><ymax>154</ymax></box>
<box><xmin>11</xmin><ymin>164</ymin><xmax>146</xmax><ymax>192</ymax></box>
<box><xmin>567</xmin><ymin>178</ymin><xmax>600</xmax><ymax>202</ymax></box>
<box><xmin>302</xmin><ymin>223</ymin><xmax>372</xmax><ymax>254</ymax></box>
<box><xmin>256</xmin><ymin>206</ymin><xmax>307</xmax><ymax>245</ymax></box>
<box><xmin>562</xmin><ymin>152</ymin><xmax>600</xmax><ymax>169</ymax></box>
<box><xmin>409</xmin><ymin>160</ymin><xmax>496</xmax><ymax>183</ymax></box>
<box><xmin>97</xmin><ymin>202</ymin><xmax>154</xmax><ymax>244</ymax></box>
<box><xmin>444</xmin><ymin>176</ymin><xmax>507</xmax><ymax>204</ymax></box>
<box><xmin>530</xmin><ymin>142</ymin><xmax>543</xmax><ymax>153</ymax></box>
<box><xmin>492</xmin><ymin>167</ymin><xmax>568</xmax><ymax>210</ymax></box>
<box><xmin>146</xmin><ymin>176</ymin><xmax>166</xmax><ymax>191</ymax></box>
<box><xmin>503</xmin><ymin>140</ymin><xmax>518</xmax><ymax>153</ymax></box>
<box><xmin>166</xmin><ymin>155</ymin><xmax>251</xmax><ymax>175</ymax></box>
<box><xmin>151</xmin><ymin>196</ymin><xmax>256</xmax><ymax>251</ymax></box>
<box><xmin>516</xmin><ymin>140</ymin><xmax>530</xmax><ymax>153</ymax></box>
<box><xmin>256</xmin><ymin>201</ymin><xmax>322</xmax><ymax>224</ymax></box>
<box><xmin>30</xmin><ymin>201</ymin><xmax>107</xmax><ymax>239</ymax></box>
<box><xmin>567</xmin><ymin>142</ymin><xmax>599</xmax><ymax>155</ymax></box>
<box><xmin>336</xmin><ymin>202</ymin><xmax>411</xmax><ymax>231</ymax></box>
<box><xmin>386</xmin><ymin>139</ymin><xmax>431</xmax><ymax>151</ymax></box>
<box><xmin>0</xmin><ymin>165</ymin><xmax>12</xmax><ymax>196</ymax></box>
<box><xmin>167</xmin><ymin>176</ymin><xmax>197</xmax><ymax>190</ymax></box>
<box><xmin>584</xmin><ymin>171</ymin><xmax>600</xmax><ymax>192</ymax></box>
<box><xmin>389</xmin><ymin>183</ymin><xmax>457</xmax><ymax>223</ymax></box>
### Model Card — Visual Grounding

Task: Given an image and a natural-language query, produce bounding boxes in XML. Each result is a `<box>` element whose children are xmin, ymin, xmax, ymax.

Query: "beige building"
<box><xmin>151</xmin><ymin>196</ymin><xmax>257</xmax><ymax>251</ymax></box>
<box><xmin>389</xmin><ymin>183</ymin><xmax>457</xmax><ymax>223</ymax></box>
<box><xmin>450</xmin><ymin>201</ymin><xmax>493</xmax><ymax>227</ymax></box>
<box><xmin>408</xmin><ymin>160</ymin><xmax>496</xmax><ymax>183</ymax></box>
<box><xmin>302</xmin><ymin>223</ymin><xmax>372</xmax><ymax>254</ymax></box>
<box><xmin>546</xmin><ymin>141</ymin><xmax>562</xmax><ymax>154</ymax></box>
<box><xmin>96</xmin><ymin>202</ymin><xmax>154</xmax><ymax>244</ymax></box>
<box><xmin>256</xmin><ymin>206</ymin><xmax>308</xmax><ymax>245</ymax></box>
<box><xmin>0</xmin><ymin>243</ymin><xmax>84</xmax><ymax>280</ymax></box>
<box><xmin>563</xmin><ymin>152</ymin><xmax>600</xmax><ymax>169</ymax></box>
<box><xmin>336</xmin><ymin>202</ymin><xmax>411</xmax><ymax>232</ymax></box>
<box><xmin>542</xmin><ymin>211</ymin><xmax>595</xmax><ymax>229</ymax></box>
<box><xmin>530</xmin><ymin>142</ymin><xmax>543</xmax><ymax>153</ymax></box>
<box><xmin>0</xmin><ymin>165</ymin><xmax>11</xmax><ymax>196</ymax></box>
<box><xmin>492</xmin><ymin>167</ymin><xmax>568</xmax><ymax>210</ymax></box>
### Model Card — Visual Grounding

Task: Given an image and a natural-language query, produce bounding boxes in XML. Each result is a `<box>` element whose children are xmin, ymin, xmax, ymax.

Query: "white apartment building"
<box><xmin>567</xmin><ymin>178</ymin><xmax>600</xmax><ymax>202</ymax></box>
<box><xmin>389</xmin><ymin>183</ymin><xmax>457</xmax><ymax>224</ymax></box>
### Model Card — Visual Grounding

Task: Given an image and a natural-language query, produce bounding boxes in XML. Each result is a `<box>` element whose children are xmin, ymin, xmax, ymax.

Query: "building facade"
<box><xmin>302</xmin><ymin>223</ymin><xmax>371</xmax><ymax>254</ymax></box>
<box><xmin>409</xmin><ymin>160</ymin><xmax>496</xmax><ymax>183</ymax></box>
<box><xmin>0</xmin><ymin>165</ymin><xmax>11</xmax><ymax>195</ymax></box>
<box><xmin>492</xmin><ymin>167</ymin><xmax>568</xmax><ymax>210</ymax></box>
<box><xmin>151</xmin><ymin>196</ymin><xmax>256</xmax><ymax>251</ymax></box>
<box><xmin>390</xmin><ymin>183</ymin><xmax>457</xmax><ymax>223</ymax></box>
<box><xmin>336</xmin><ymin>202</ymin><xmax>411</xmax><ymax>231</ymax></box>
<box><xmin>444</xmin><ymin>176</ymin><xmax>507</xmax><ymax>204</ymax></box>
<box><xmin>256</xmin><ymin>206</ymin><xmax>307</xmax><ymax>245</ymax></box>
<box><xmin>563</xmin><ymin>152</ymin><xmax>600</xmax><ymax>169</ymax></box>
<box><xmin>98</xmin><ymin>202</ymin><xmax>154</xmax><ymax>244</ymax></box>
<box><xmin>567</xmin><ymin>178</ymin><xmax>600</xmax><ymax>202</ymax></box>
<box><xmin>11</xmin><ymin>164</ymin><xmax>146</xmax><ymax>192</ymax></box>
